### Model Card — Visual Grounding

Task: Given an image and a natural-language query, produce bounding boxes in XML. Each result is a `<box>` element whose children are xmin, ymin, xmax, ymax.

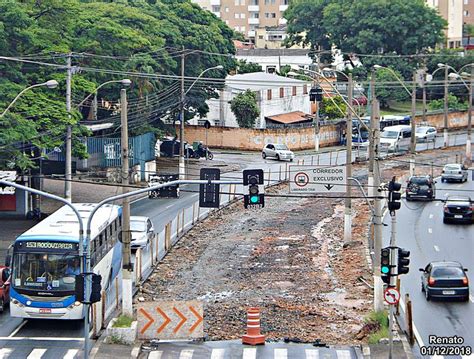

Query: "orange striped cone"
<box><xmin>242</xmin><ymin>307</ymin><xmax>265</xmax><ymax>345</ymax></box>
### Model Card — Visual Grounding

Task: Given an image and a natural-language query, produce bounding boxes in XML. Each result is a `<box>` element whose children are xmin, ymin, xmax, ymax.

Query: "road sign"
<box><xmin>384</xmin><ymin>288</ymin><xmax>400</xmax><ymax>305</ymax></box>
<box><xmin>199</xmin><ymin>168</ymin><xmax>220</xmax><ymax>208</ymax></box>
<box><xmin>289</xmin><ymin>166</ymin><xmax>346</xmax><ymax>193</ymax></box>
<box><xmin>137</xmin><ymin>300</ymin><xmax>203</xmax><ymax>340</ymax></box>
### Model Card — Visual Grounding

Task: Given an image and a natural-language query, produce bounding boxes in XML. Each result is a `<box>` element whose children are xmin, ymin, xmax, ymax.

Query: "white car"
<box><xmin>262</xmin><ymin>143</ymin><xmax>294</xmax><ymax>161</ymax></box>
<box><xmin>415</xmin><ymin>126</ymin><xmax>437</xmax><ymax>142</ymax></box>
<box><xmin>130</xmin><ymin>216</ymin><xmax>155</xmax><ymax>249</ymax></box>
<box><xmin>441</xmin><ymin>164</ymin><xmax>469</xmax><ymax>183</ymax></box>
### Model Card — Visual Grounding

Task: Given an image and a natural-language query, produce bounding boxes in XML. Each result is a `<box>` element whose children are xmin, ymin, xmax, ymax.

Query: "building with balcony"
<box><xmin>426</xmin><ymin>0</ymin><xmax>463</xmax><ymax>48</ymax></box>
<box><xmin>235</xmin><ymin>48</ymin><xmax>313</xmax><ymax>73</ymax></box>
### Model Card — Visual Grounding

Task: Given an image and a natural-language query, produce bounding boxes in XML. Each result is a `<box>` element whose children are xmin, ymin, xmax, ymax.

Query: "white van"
<box><xmin>379</xmin><ymin>125</ymin><xmax>411</xmax><ymax>152</ymax></box>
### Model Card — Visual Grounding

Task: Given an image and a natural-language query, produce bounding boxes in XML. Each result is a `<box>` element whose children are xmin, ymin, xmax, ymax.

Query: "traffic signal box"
<box><xmin>388</xmin><ymin>176</ymin><xmax>402</xmax><ymax>212</ymax></box>
<box><xmin>380</xmin><ymin>246</ymin><xmax>411</xmax><ymax>287</ymax></box>
<box><xmin>75</xmin><ymin>273</ymin><xmax>102</xmax><ymax>304</ymax></box>
<box><xmin>380</xmin><ymin>247</ymin><xmax>394</xmax><ymax>285</ymax></box>
<box><xmin>397</xmin><ymin>248</ymin><xmax>410</xmax><ymax>275</ymax></box>
<box><xmin>243</xmin><ymin>169</ymin><xmax>264</xmax><ymax>209</ymax></box>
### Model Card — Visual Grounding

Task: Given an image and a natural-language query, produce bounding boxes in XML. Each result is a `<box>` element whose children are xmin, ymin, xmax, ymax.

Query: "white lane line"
<box><xmin>336</xmin><ymin>350</ymin><xmax>351</xmax><ymax>359</ymax></box>
<box><xmin>63</xmin><ymin>349</ymin><xmax>79</xmax><ymax>359</ymax></box>
<box><xmin>305</xmin><ymin>349</ymin><xmax>319</xmax><ymax>359</ymax></box>
<box><xmin>399</xmin><ymin>295</ymin><xmax>426</xmax><ymax>349</ymax></box>
<box><xmin>165</xmin><ymin>205</ymin><xmax>173</xmax><ymax>209</ymax></box>
<box><xmin>148</xmin><ymin>351</ymin><xmax>163</xmax><ymax>359</ymax></box>
<box><xmin>178</xmin><ymin>349</ymin><xmax>194</xmax><ymax>359</ymax></box>
<box><xmin>8</xmin><ymin>320</ymin><xmax>28</xmax><ymax>338</ymax></box>
<box><xmin>428</xmin><ymin>228</ymin><xmax>433</xmax><ymax>234</ymax></box>
<box><xmin>210</xmin><ymin>349</ymin><xmax>225</xmax><ymax>359</ymax></box>
<box><xmin>242</xmin><ymin>348</ymin><xmax>257</xmax><ymax>359</ymax></box>
<box><xmin>434</xmin><ymin>245</ymin><xmax>440</xmax><ymax>252</ymax></box>
<box><xmin>0</xmin><ymin>348</ymin><xmax>13</xmax><ymax>359</ymax></box>
<box><xmin>470</xmin><ymin>295</ymin><xmax>474</xmax><ymax>303</ymax></box>
<box><xmin>435</xmin><ymin>202</ymin><xmax>441</xmax><ymax>206</ymax></box>
<box><xmin>27</xmin><ymin>349</ymin><xmax>47</xmax><ymax>359</ymax></box>
<box><xmin>0</xmin><ymin>337</ymin><xmax>84</xmax><ymax>341</ymax></box>
<box><xmin>274</xmin><ymin>348</ymin><xmax>287</xmax><ymax>359</ymax></box>
<box><xmin>429</xmin><ymin>214</ymin><xmax>434</xmax><ymax>219</ymax></box>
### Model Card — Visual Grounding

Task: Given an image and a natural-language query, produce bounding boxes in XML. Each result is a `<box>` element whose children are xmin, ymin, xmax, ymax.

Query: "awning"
<box><xmin>265</xmin><ymin>111</ymin><xmax>313</xmax><ymax>124</ymax></box>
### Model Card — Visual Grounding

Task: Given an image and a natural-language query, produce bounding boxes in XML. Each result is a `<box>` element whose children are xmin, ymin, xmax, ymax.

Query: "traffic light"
<box><xmin>309</xmin><ymin>86</ymin><xmax>323</xmax><ymax>102</ymax></box>
<box><xmin>90</xmin><ymin>274</ymin><xmax>102</xmax><ymax>304</ymax></box>
<box><xmin>388</xmin><ymin>176</ymin><xmax>402</xmax><ymax>212</ymax></box>
<box><xmin>397</xmin><ymin>248</ymin><xmax>410</xmax><ymax>275</ymax></box>
<box><xmin>380</xmin><ymin>247</ymin><xmax>393</xmax><ymax>285</ymax></box>
<box><xmin>75</xmin><ymin>273</ymin><xmax>85</xmax><ymax>302</ymax></box>
<box><xmin>243</xmin><ymin>169</ymin><xmax>264</xmax><ymax>209</ymax></box>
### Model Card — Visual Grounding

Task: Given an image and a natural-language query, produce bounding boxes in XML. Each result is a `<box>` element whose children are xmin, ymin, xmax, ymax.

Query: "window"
<box><xmin>292</xmin><ymin>86</ymin><xmax>297</xmax><ymax>96</ymax></box>
<box><xmin>212</xmin><ymin>5</ymin><xmax>220</xmax><ymax>12</ymax></box>
<box><xmin>464</xmin><ymin>0</ymin><xmax>468</xmax><ymax>4</ymax></box>
<box><xmin>241</xmin><ymin>26</ymin><xmax>246</xmax><ymax>32</ymax></box>
<box><xmin>303</xmin><ymin>85</ymin><xmax>308</xmax><ymax>94</ymax></box>
<box><xmin>258</xmin><ymin>35</ymin><xmax>264</xmax><ymax>39</ymax></box>
<box><xmin>279</xmin><ymin>87</ymin><xmax>284</xmax><ymax>98</ymax></box>
<box><xmin>267</xmin><ymin>89</ymin><xmax>272</xmax><ymax>100</ymax></box>
<box><xmin>264</xmin><ymin>0</ymin><xmax>275</xmax><ymax>4</ymax></box>
<box><xmin>235</xmin><ymin>13</ymin><xmax>240</xmax><ymax>19</ymax></box>
<box><xmin>464</xmin><ymin>10</ymin><xmax>469</xmax><ymax>16</ymax></box>
<box><xmin>241</xmin><ymin>13</ymin><xmax>246</xmax><ymax>19</ymax></box>
<box><xmin>252</xmin><ymin>13</ymin><xmax>259</xmax><ymax>18</ymax></box>
<box><xmin>281</xmin><ymin>0</ymin><xmax>288</xmax><ymax>4</ymax></box>
<box><xmin>225</xmin><ymin>7</ymin><xmax>229</xmax><ymax>12</ymax></box>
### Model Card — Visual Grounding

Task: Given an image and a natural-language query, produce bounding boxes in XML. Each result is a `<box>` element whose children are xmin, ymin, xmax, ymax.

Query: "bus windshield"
<box><xmin>381</xmin><ymin>131</ymin><xmax>399</xmax><ymax>139</ymax></box>
<box><xmin>12</xmin><ymin>252</ymin><xmax>80</xmax><ymax>293</ymax></box>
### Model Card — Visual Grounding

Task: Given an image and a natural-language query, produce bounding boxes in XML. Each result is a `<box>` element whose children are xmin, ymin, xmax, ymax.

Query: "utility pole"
<box><xmin>443</xmin><ymin>65</ymin><xmax>449</xmax><ymax>147</ymax></box>
<box><xmin>388</xmin><ymin>211</ymin><xmax>397</xmax><ymax>359</ymax></box>
<box><xmin>467</xmin><ymin>67</ymin><xmax>473</xmax><ymax>164</ymax></box>
<box><xmin>368</xmin><ymin>73</ymin><xmax>376</xmax><ymax>198</ymax></box>
<box><xmin>410</xmin><ymin>71</ymin><xmax>417</xmax><ymax>154</ymax></box>
<box><xmin>344</xmin><ymin>73</ymin><xmax>353</xmax><ymax>242</ymax></box>
<box><xmin>65</xmin><ymin>53</ymin><xmax>72</xmax><ymax>201</ymax></box>
<box><xmin>372</xmin><ymin>98</ymin><xmax>384</xmax><ymax>312</ymax></box>
<box><xmin>179</xmin><ymin>49</ymin><xmax>186</xmax><ymax>180</ymax></box>
<box><xmin>120</xmin><ymin>88</ymin><xmax>133</xmax><ymax>317</ymax></box>
<box><xmin>422</xmin><ymin>73</ymin><xmax>427</xmax><ymax>123</ymax></box>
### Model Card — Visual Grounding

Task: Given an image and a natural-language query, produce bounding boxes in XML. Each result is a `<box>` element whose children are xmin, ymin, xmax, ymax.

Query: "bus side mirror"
<box><xmin>5</xmin><ymin>254</ymin><xmax>11</xmax><ymax>267</ymax></box>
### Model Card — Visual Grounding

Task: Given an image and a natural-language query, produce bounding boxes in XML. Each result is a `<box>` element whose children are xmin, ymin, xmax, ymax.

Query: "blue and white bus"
<box><xmin>9</xmin><ymin>203</ymin><xmax>122</xmax><ymax>330</ymax></box>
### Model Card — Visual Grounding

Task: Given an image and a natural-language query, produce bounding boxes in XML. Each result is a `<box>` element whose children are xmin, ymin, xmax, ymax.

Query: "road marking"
<box><xmin>165</xmin><ymin>205</ymin><xmax>173</xmax><ymax>209</ymax></box>
<box><xmin>0</xmin><ymin>337</ymin><xmax>84</xmax><ymax>341</ymax></box>
<box><xmin>429</xmin><ymin>214</ymin><xmax>434</xmax><ymax>219</ymax></box>
<box><xmin>274</xmin><ymin>348</ymin><xmax>287</xmax><ymax>359</ymax></box>
<box><xmin>470</xmin><ymin>295</ymin><xmax>474</xmax><ymax>303</ymax></box>
<box><xmin>210</xmin><ymin>348</ymin><xmax>225</xmax><ymax>359</ymax></box>
<box><xmin>428</xmin><ymin>228</ymin><xmax>433</xmax><ymax>234</ymax></box>
<box><xmin>0</xmin><ymin>348</ymin><xmax>13</xmax><ymax>359</ymax></box>
<box><xmin>434</xmin><ymin>245</ymin><xmax>440</xmax><ymax>252</ymax></box>
<box><xmin>179</xmin><ymin>350</ymin><xmax>194</xmax><ymax>359</ymax></box>
<box><xmin>336</xmin><ymin>350</ymin><xmax>351</xmax><ymax>359</ymax></box>
<box><xmin>63</xmin><ymin>349</ymin><xmax>79</xmax><ymax>359</ymax></box>
<box><xmin>148</xmin><ymin>351</ymin><xmax>163</xmax><ymax>359</ymax></box>
<box><xmin>399</xmin><ymin>295</ymin><xmax>426</xmax><ymax>349</ymax></box>
<box><xmin>243</xmin><ymin>348</ymin><xmax>257</xmax><ymax>359</ymax></box>
<box><xmin>435</xmin><ymin>202</ymin><xmax>440</xmax><ymax>206</ymax></box>
<box><xmin>27</xmin><ymin>349</ymin><xmax>47</xmax><ymax>359</ymax></box>
<box><xmin>8</xmin><ymin>320</ymin><xmax>28</xmax><ymax>338</ymax></box>
<box><xmin>305</xmin><ymin>349</ymin><xmax>319</xmax><ymax>359</ymax></box>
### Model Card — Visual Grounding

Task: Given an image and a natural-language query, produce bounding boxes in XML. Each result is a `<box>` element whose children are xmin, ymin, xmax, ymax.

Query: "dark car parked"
<box><xmin>406</xmin><ymin>175</ymin><xmax>436</xmax><ymax>201</ymax></box>
<box><xmin>420</xmin><ymin>261</ymin><xmax>469</xmax><ymax>301</ymax></box>
<box><xmin>443</xmin><ymin>196</ymin><xmax>473</xmax><ymax>224</ymax></box>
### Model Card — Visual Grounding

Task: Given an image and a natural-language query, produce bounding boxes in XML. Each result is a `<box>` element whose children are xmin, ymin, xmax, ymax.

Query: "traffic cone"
<box><xmin>242</xmin><ymin>307</ymin><xmax>265</xmax><ymax>345</ymax></box>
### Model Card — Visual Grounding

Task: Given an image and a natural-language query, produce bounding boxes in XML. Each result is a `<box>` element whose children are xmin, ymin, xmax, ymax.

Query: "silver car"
<box><xmin>130</xmin><ymin>216</ymin><xmax>155</xmax><ymax>249</ymax></box>
<box><xmin>415</xmin><ymin>126</ymin><xmax>437</xmax><ymax>142</ymax></box>
<box><xmin>262</xmin><ymin>143</ymin><xmax>294</xmax><ymax>161</ymax></box>
<box><xmin>441</xmin><ymin>164</ymin><xmax>469</xmax><ymax>183</ymax></box>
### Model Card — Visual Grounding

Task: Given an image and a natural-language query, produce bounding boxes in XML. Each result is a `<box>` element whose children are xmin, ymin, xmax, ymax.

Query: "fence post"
<box><xmin>329</xmin><ymin>151</ymin><xmax>332</xmax><ymax>165</ymax></box>
<box><xmin>395</xmin><ymin>278</ymin><xmax>401</xmax><ymax>315</ymax></box>
<box><xmin>335</xmin><ymin>150</ymin><xmax>339</xmax><ymax>165</ymax></box>
<box><xmin>192</xmin><ymin>202</ymin><xmax>196</xmax><ymax>225</ymax></box>
<box><xmin>150</xmin><ymin>234</ymin><xmax>154</xmax><ymax>265</ymax></box>
<box><xmin>285</xmin><ymin>162</ymin><xmax>288</xmax><ymax>181</ymax></box>
<box><xmin>181</xmin><ymin>208</ymin><xmax>185</xmax><ymax>233</ymax></box>
<box><xmin>115</xmin><ymin>277</ymin><xmax>119</xmax><ymax>309</ymax></box>
<box><xmin>165</xmin><ymin>222</ymin><xmax>171</xmax><ymax>250</ymax></box>
<box><xmin>406</xmin><ymin>294</ymin><xmax>414</xmax><ymax>345</ymax></box>
<box><xmin>317</xmin><ymin>154</ymin><xmax>320</xmax><ymax>165</ymax></box>
<box><xmin>197</xmin><ymin>205</ymin><xmax>201</xmax><ymax>221</ymax></box>
<box><xmin>176</xmin><ymin>214</ymin><xmax>180</xmax><ymax>238</ymax></box>
<box><xmin>311</xmin><ymin>155</ymin><xmax>314</xmax><ymax>166</ymax></box>
<box><xmin>155</xmin><ymin>233</ymin><xmax>159</xmax><ymax>261</ymax></box>
<box><xmin>267</xmin><ymin>169</ymin><xmax>271</xmax><ymax>186</ymax></box>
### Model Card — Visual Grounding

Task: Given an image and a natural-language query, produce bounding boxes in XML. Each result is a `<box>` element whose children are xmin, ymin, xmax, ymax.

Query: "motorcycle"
<box><xmin>193</xmin><ymin>145</ymin><xmax>213</xmax><ymax>160</ymax></box>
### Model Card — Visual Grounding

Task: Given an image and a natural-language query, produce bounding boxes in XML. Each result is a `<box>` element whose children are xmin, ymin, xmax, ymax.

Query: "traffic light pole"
<box><xmin>388</xmin><ymin>212</ymin><xmax>397</xmax><ymax>359</ymax></box>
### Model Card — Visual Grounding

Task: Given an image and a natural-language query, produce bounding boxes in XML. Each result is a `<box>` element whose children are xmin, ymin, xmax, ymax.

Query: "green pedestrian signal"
<box><xmin>243</xmin><ymin>169</ymin><xmax>264</xmax><ymax>209</ymax></box>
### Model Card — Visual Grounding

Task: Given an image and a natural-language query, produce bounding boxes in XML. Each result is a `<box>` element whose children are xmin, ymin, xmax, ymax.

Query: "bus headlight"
<box><xmin>74</xmin><ymin>301</ymin><xmax>81</xmax><ymax>306</ymax></box>
<box><xmin>26</xmin><ymin>300</ymin><xmax>32</xmax><ymax>306</ymax></box>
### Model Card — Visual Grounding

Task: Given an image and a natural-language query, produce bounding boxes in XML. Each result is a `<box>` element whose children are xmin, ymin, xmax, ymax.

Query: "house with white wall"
<box><xmin>235</xmin><ymin>48</ymin><xmax>313</xmax><ymax>74</ymax></box>
<box><xmin>193</xmin><ymin>72</ymin><xmax>312</xmax><ymax>129</ymax></box>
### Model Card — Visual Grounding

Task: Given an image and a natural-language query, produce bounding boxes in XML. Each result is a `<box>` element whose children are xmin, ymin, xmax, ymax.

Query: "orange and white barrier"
<box><xmin>242</xmin><ymin>307</ymin><xmax>265</xmax><ymax>345</ymax></box>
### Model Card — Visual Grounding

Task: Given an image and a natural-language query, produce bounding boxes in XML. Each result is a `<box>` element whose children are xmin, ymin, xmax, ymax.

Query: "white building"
<box><xmin>193</xmin><ymin>72</ymin><xmax>312</xmax><ymax>128</ymax></box>
<box><xmin>235</xmin><ymin>48</ymin><xmax>313</xmax><ymax>73</ymax></box>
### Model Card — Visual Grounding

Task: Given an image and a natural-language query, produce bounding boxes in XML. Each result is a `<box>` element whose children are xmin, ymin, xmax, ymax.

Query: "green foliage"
<box><xmin>230</xmin><ymin>90</ymin><xmax>260</xmax><ymax>128</ymax></box>
<box><xmin>277</xmin><ymin>65</ymin><xmax>292</xmax><ymax>77</ymax></box>
<box><xmin>427</xmin><ymin>94</ymin><xmax>468</xmax><ymax>111</ymax></box>
<box><xmin>113</xmin><ymin>315</ymin><xmax>134</xmax><ymax>328</ymax></box>
<box><xmin>285</xmin><ymin>0</ymin><xmax>446</xmax><ymax>67</ymax></box>
<box><xmin>235</xmin><ymin>60</ymin><xmax>262</xmax><ymax>74</ymax></box>
<box><xmin>364</xmin><ymin>310</ymin><xmax>389</xmax><ymax>344</ymax></box>
<box><xmin>320</xmin><ymin>96</ymin><xmax>346</xmax><ymax>119</ymax></box>
<box><xmin>0</xmin><ymin>0</ymin><xmax>235</xmax><ymax>170</ymax></box>
<box><xmin>375</xmin><ymin>67</ymin><xmax>410</xmax><ymax>108</ymax></box>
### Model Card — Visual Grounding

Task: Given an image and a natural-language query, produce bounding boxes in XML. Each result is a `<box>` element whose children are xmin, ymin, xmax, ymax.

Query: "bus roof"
<box><xmin>17</xmin><ymin>203</ymin><xmax>122</xmax><ymax>242</ymax></box>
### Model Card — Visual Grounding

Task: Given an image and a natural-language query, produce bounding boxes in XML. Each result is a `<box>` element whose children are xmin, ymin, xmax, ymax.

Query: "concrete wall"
<box><xmin>179</xmin><ymin>123</ymin><xmax>342</xmax><ymax>151</ymax></box>
<box><xmin>414</xmin><ymin>110</ymin><xmax>468</xmax><ymax>129</ymax></box>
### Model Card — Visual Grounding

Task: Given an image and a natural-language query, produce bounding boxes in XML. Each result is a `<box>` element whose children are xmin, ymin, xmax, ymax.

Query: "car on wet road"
<box><xmin>420</xmin><ymin>261</ymin><xmax>469</xmax><ymax>302</ymax></box>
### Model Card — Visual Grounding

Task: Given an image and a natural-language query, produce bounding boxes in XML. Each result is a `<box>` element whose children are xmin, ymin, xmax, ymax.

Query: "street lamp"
<box><xmin>179</xmin><ymin>65</ymin><xmax>224</xmax><ymax>180</ymax></box>
<box><xmin>0</xmin><ymin>80</ymin><xmax>59</xmax><ymax>117</ymax></box>
<box><xmin>373</xmin><ymin>65</ymin><xmax>418</xmax><ymax>154</ymax></box>
<box><xmin>76</xmin><ymin>78</ymin><xmax>132</xmax><ymax>109</ymax></box>
<box><xmin>437</xmin><ymin>63</ymin><xmax>454</xmax><ymax>147</ymax></box>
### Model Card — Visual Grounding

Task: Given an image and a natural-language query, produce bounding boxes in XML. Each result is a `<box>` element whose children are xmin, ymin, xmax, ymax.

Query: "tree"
<box><xmin>285</xmin><ymin>0</ymin><xmax>446</xmax><ymax>66</ymax></box>
<box><xmin>428</xmin><ymin>94</ymin><xmax>468</xmax><ymax>111</ymax></box>
<box><xmin>374</xmin><ymin>67</ymin><xmax>410</xmax><ymax>108</ymax></box>
<box><xmin>230</xmin><ymin>90</ymin><xmax>260</xmax><ymax>128</ymax></box>
<box><xmin>236</xmin><ymin>60</ymin><xmax>262</xmax><ymax>74</ymax></box>
<box><xmin>320</xmin><ymin>96</ymin><xmax>346</xmax><ymax>120</ymax></box>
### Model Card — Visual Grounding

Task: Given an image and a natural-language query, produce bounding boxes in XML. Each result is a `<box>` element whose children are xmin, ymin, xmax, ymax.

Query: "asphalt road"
<box><xmin>382</xmin><ymin>175</ymin><xmax>474</xmax><ymax>357</ymax></box>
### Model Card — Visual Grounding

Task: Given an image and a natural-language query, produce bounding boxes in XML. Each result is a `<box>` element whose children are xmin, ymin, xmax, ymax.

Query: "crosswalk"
<box><xmin>145</xmin><ymin>347</ymin><xmax>357</xmax><ymax>359</ymax></box>
<box><xmin>0</xmin><ymin>347</ymin><xmax>80</xmax><ymax>359</ymax></box>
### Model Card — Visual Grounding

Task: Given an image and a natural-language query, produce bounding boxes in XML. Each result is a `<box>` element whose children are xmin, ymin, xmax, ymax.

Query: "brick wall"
<box><xmin>178</xmin><ymin>123</ymin><xmax>342</xmax><ymax>151</ymax></box>
<box><xmin>413</xmin><ymin>110</ymin><xmax>467</xmax><ymax>129</ymax></box>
